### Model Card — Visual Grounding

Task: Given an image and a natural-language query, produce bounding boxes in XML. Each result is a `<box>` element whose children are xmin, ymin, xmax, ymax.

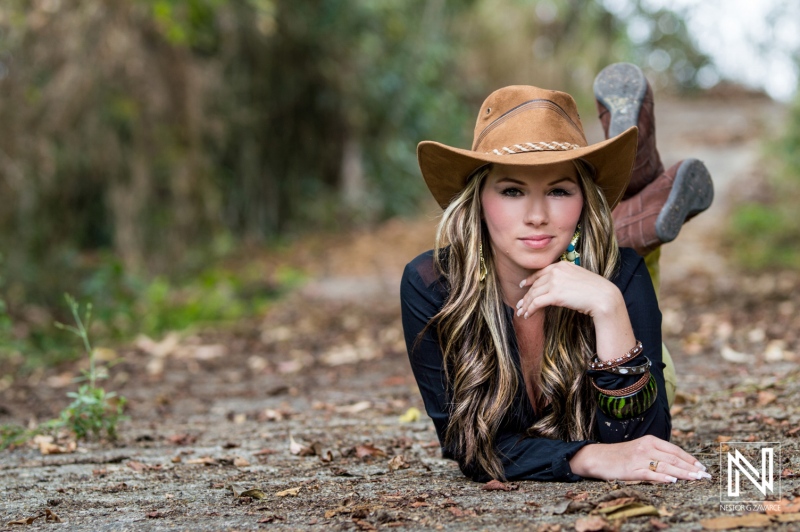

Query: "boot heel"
<box><xmin>593</xmin><ymin>63</ymin><xmax>648</xmax><ymax>138</ymax></box>
<box><xmin>655</xmin><ymin>159</ymin><xmax>714</xmax><ymax>243</ymax></box>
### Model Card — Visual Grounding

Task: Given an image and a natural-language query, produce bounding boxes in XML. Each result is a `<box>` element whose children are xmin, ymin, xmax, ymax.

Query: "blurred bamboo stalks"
<box><xmin>0</xmin><ymin>0</ymin><xmax>711</xmax><ymax>315</ymax></box>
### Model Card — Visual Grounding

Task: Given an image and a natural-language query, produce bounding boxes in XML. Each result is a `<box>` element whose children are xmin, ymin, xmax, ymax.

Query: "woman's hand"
<box><xmin>516</xmin><ymin>261</ymin><xmax>636</xmax><ymax>361</ymax></box>
<box><xmin>569</xmin><ymin>435</ymin><xmax>712</xmax><ymax>483</ymax></box>
<box><xmin>516</xmin><ymin>261</ymin><xmax>618</xmax><ymax>319</ymax></box>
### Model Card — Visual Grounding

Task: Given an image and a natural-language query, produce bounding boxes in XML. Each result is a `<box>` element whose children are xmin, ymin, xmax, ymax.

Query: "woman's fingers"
<box><xmin>516</xmin><ymin>285</ymin><xmax>550</xmax><ymax>318</ymax></box>
<box><xmin>517</xmin><ymin>262</ymin><xmax>611</xmax><ymax>318</ymax></box>
<box><xmin>640</xmin><ymin>437</ymin><xmax>712</xmax><ymax>481</ymax></box>
<box><xmin>569</xmin><ymin>439</ymin><xmax>711</xmax><ymax>483</ymax></box>
<box><xmin>653</xmin><ymin>439</ymin><xmax>709</xmax><ymax>471</ymax></box>
<box><xmin>649</xmin><ymin>455</ymin><xmax>711</xmax><ymax>481</ymax></box>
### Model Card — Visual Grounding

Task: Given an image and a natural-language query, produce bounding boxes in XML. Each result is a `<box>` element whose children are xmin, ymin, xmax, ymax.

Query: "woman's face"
<box><xmin>480</xmin><ymin>161</ymin><xmax>584</xmax><ymax>278</ymax></box>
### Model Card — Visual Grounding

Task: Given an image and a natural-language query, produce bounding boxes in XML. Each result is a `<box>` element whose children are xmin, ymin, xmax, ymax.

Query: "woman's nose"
<box><xmin>523</xmin><ymin>198</ymin><xmax>548</xmax><ymax>225</ymax></box>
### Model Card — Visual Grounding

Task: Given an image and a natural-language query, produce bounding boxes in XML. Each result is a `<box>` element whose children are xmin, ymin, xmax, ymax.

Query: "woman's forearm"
<box><xmin>591</xmin><ymin>284</ymin><xmax>636</xmax><ymax>362</ymax></box>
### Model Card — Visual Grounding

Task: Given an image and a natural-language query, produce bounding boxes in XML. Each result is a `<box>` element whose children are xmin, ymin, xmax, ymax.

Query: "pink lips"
<box><xmin>520</xmin><ymin>235</ymin><xmax>553</xmax><ymax>249</ymax></box>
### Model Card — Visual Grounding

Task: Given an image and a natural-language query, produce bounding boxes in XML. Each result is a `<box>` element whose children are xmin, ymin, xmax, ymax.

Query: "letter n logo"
<box><xmin>721</xmin><ymin>442</ymin><xmax>780</xmax><ymax>503</ymax></box>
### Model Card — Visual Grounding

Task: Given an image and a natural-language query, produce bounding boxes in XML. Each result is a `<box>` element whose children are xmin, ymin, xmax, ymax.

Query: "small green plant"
<box><xmin>54</xmin><ymin>295</ymin><xmax>127</xmax><ymax>440</ymax></box>
<box><xmin>0</xmin><ymin>424</ymin><xmax>40</xmax><ymax>450</ymax></box>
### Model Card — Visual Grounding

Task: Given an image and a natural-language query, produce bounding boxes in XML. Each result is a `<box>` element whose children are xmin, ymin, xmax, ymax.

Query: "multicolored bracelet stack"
<box><xmin>589</xmin><ymin>341</ymin><xmax>658</xmax><ymax>420</ymax></box>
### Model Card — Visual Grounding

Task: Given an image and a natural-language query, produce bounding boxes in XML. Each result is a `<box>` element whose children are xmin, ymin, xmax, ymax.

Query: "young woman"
<box><xmin>401</xmin><ymin>66</ymin><xmax>713</xmax><ymax>483</ymax></box>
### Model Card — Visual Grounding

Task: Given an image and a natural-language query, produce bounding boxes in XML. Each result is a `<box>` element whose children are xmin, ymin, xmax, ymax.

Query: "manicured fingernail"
<box><xmin>523</xmin><ymin>312</ymin><xmax>529</xmax><ymax>319</ymax></box>
<box><xmin>699</xmin><ymin>472</ymin><xmax>712</xmax><ymax>480</ymax></box>
<box><xmin>695</xmin><ymin>461</ymin><xmax>706</xmax><ymax>470</ymax></box>
<box><xmin>516</xmin><ymin>308</ymin><xmax>523</xmax><ymax>317</ymax></box>
<box><xmin>516</xmin><ymin>299</ymin><xmax>523</xmax><ymax>309</ymax></box>
<box><xmin>666</xmin><ymin>476</ymin><xmax>677</xmax><ymax>483</ymax></box>
<box><xmin>519</xmin><ymin>280</ymin><xmax>526</xmax><ymax>288</ymax></box>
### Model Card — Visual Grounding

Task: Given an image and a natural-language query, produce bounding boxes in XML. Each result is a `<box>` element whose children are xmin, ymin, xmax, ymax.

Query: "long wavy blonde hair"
<box><xmin>430</xmin><ymin>159</ymin><xmax>620</xmax><ymax>480</ymax></box>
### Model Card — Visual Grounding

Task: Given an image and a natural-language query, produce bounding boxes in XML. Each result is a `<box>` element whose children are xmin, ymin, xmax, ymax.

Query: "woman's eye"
<box><xmin>549</xmin><ymin>188</ymin><xmax>571</xmax><ymax>197</ymax></box>
<box><xmin>501</xmin><ymin>187</ymin><xmax>523</xmax><ymax>197</ymax></box>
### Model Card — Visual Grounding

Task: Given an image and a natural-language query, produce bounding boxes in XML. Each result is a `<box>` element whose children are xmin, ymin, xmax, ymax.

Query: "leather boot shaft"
<box><xmin>613</xmin><ymin>159</ymin><xmax>713</xmax><ymax>256</ymax></box>
<box><xmin>594</xmin><ymin>63</ymin><xmax>664</xmax><ymax>199</ymax></box>
<box><xmin>596</xmin><ymin>82</ymin><xmax>664</xmax><ymax>199</ymax></box>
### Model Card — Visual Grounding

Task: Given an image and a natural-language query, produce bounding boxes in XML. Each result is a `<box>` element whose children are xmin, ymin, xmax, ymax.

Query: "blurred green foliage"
<box><xmin>0</xmin><ymin>0</ymin><xmax>711</xmax><ymax>365</ymax></box>
<box><xmin>729</xmin><ymin>92</ymin><xmax>800</xmax><ymax>270</ymax></box>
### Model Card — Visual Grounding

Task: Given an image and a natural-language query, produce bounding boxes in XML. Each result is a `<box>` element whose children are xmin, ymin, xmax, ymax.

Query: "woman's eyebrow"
<box><xmin>547</xmin><ymin>176</ymin><xmax>578</xmax><ymax>186</ymax></box>
<box><xmin>495</xmin><ymin>177</ymin><xmax>527</xmax><ymax>185</ymax></box>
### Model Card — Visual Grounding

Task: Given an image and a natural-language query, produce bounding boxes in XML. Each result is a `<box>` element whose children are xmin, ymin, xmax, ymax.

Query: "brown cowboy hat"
<box><xmin>417</xmin><ymin>85</ymin><xmax>638</xmax><ymax>209</ymax></box>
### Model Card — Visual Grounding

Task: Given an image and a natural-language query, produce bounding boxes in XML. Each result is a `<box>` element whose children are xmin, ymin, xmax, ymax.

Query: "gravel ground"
<box><xmin>2</xmin><ymin>94</ymin><xmax>799</xmax><ymax>531</ymax></box>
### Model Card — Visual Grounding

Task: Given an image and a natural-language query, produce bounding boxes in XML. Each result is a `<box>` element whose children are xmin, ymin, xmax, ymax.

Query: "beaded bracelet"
<box><xmin>589</xmin><ymin>341</ymin><xmax>643</xmax><ymax>371</ymax></box>
<box><xmin>596</xmin><ymin>374</ymin><xmax>658</xmax><ymax>420</ymax></box>
<box><xmin>591</xmin><ymin>369</ymin><xmax>650</xmax><ymax>396</ymax></box>
<box><xmin>604</xmin><ymin>357</ymin><xmax>651</xmax><ymax>376</ymax></box>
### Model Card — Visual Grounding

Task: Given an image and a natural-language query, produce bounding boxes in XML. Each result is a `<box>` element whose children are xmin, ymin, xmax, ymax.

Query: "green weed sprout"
<box><xmin>54</xmin><ymin>294</ymin><xmax>127</xmax><ymax>440</ymax></box>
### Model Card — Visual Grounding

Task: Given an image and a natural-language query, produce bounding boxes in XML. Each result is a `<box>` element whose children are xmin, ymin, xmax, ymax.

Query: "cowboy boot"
<box><xmin>594</xmin><ymin>63</ymin><xmax>663</xmax><ymax>199</ymax></box>
<box><xmin>613</xmin><ymin>159</ymin><xmax>714</xmax><ymax>256</ymax></box>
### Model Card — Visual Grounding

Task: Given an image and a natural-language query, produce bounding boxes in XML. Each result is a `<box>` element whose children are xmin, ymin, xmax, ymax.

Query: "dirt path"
<box><xmin>2</xmin><ymin>94</ymin><xmax>800</xmax><ymax>531</ymax></box>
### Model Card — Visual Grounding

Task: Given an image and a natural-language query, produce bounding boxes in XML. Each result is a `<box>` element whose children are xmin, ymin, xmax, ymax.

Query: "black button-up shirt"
<box><xmin>400</xmin><ymin>247</ymin><xmax>670</xmax><ymax>482</ymax></box>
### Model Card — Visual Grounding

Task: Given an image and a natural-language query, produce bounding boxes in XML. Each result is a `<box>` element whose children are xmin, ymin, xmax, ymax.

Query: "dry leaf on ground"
<box><xmin>289</xmin><ymin>435</ymin><xmax>316</xmax><ymax>456</ymax></box>
<box><xmin>33</xmin><ymin>435</ymin><xmax>77</xmax><ymax>455</ymax></box>
<box><xmin>240</xmin><ymin>489</ymin><xmax>267</xmax><ymax>500</ymax></box>
<box><xmin>7</xmin><ymin>514</ymin><xmax>42</xmax><ymax>526</ymax></box>
<box><xmin>258</xmin><ymin>513</ymin><xmax>284</xmax><ymax>523</ymax></box>
<box><xmin>700</xmin><ymin>513</ymin><xmax>772</xmax><ymax>529</ymax></box>
<box><xmin>261</xmin><ymin>409</ymin><xmax>285</xmax><ymax>421</ymax></box>
<box><xmin>757</xmin><ymin>390</ymin><xmax>778</xmax><ymax>406</ymax></box>
<box><xmin>593</xmin><ymin>488</ymin><xmax>648</xmax><ymax>504</ymax></box>
<box><xmin>233</xmin><ymin>457</ymin><xmax>250</xmax><ymax>467</ymax></box>
<box><xmin>481</xmin><ymin>479</ymin><xmax>519</xmax><ymax>491</ymax></box>
<box><xmin>596</xmin><ymin>497</ymin><xmax>637</xmax><ymax>509</ymax></box>
<box><xmin>167</xmin><ymin>433</ymin><xmax>198</xmax><ymax>445</ymax></box>
<box><xmin>766</xmin><ymin>498</ymin><xmax>800</xmax><ymax>515</ymax></box>
<box><xmin>44</xmin><ymin>509</ymin><xmax>61</xmax><ymax>523</ymax></box>
<box><xmin>185</xmin><ymin>456</ymin><xmax>218</xmax><ymax>465</ymax></box>
<box><xmin>355</xmin><ymin>443</ymin><xmax>387</xmax><ymax>459</ymax></box>
<box><xmin>387</xmin><ymin>454</ymin><xmax>410</xmax><ymax>471</ymax></box>
<box><xmin>598</xmin><ymin>502</ymin><xmax>660</xmax><ymax>520</ymax></box>
<box><xmin>447</xmin><ymin>506</ymin><xmax>476</xmax><ymax>517</ymax></box>
<box><xmin>536</xmin><ymin>524</ymin><xmax>562</xmax><ymax>532</ymax></box>
<box><xmin>398</xmin><ymin>407</ymin><xmax>421</xmax><ymax>423</ymax></box>
<box><xmin>565</xmin><ymin>490</ymin><xmax>589</xmax><ymax>501</ymax></box>
<box><xmin>720</xmin><ymin>345</ymin><xmax>755</xmax><ymax>364</ymax></box>
<box><xmin>649</xmin><ymin>517</ymin><xmax>669</xmax><ymax>529</ymax></box>
<box><xmin>276</xmin><ymin>487</ymin><xmax>302</xmax><ymax>497</ymax></box>
<box><xmin>127</xmin><ymin>460</ymin><xmax>162</xmax><ymax>472</ymax></box>
<box><xmin>336</xmin><ymin>401</ymin><xmax>371</xmax><ymax>414</ymax></box>
<box><xmin>353</xmin><ymin>518</ymin><xmax>377</xmax><ymax>531</ymax></box>
<box><xmin>574</xmin><ymin>515</ymin><xmax>616</xmax><ymax>532</ymax></box>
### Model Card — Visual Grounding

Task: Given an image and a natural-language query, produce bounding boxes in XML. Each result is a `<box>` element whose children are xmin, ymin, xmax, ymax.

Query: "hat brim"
<box><xmin>417</xmin><ymin>126</ymin><xmax>638</xmax><ymax>210</ymax></box>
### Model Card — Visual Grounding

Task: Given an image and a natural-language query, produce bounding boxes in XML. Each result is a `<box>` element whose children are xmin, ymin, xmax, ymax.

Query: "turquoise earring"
<box><xmin>561</xmin><ymin>224</ymin><xmax>581</xmax><ymax>266</ymax></box>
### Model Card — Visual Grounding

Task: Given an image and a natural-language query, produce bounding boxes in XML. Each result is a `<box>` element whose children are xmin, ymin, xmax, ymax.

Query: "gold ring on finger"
<box><xmin>649</xmin><ymin>460</ymin><xmax>659</xmax><ymax>472</ymax></box>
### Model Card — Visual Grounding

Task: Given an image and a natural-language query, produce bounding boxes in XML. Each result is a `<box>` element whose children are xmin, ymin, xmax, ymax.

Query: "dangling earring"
<box><xmin>479</xmin><ymin>243</ymin><xmax>488</xmax><ymax>283</ymax></box>
<box><xmin>561</xmin><ymin>224</ymin><xmax>581</xmax><ymax>266</ymax></box>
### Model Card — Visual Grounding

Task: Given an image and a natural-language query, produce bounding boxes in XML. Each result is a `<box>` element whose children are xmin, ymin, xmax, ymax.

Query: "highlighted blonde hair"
<box><xmin>430</xmin><ymin>160</ymin><xmax>620</xmax><ymax>480</ymax></box>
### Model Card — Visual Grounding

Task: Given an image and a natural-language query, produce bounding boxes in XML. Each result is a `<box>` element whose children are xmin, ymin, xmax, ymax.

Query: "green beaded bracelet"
<box><xmin>596</xmin><ymin>374</ymin><xmax>658</xmax><ymax>420</ymax></box>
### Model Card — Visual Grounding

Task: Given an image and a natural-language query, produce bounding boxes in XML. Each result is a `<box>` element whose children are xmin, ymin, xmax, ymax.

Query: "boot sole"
<box><xmin>593</xmin><ymin>63</ymin><xmax>647</xmax><ymax>138</ymax></box>
<box><xmin>655</xmin><ymin>159</ymin><xmax>714</xmax><ymax>243</ymax></box>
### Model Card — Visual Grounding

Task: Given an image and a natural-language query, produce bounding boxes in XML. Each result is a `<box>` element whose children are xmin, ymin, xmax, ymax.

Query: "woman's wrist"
<box><xmin>569</xmin><ymin>443</ymin><xmax>598</xmax><ymax>478</ymax></box>
<box><xmin>591</xmin><ymin>288</ymin><xmax>636</xmax><ymax>362</ymax></box>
